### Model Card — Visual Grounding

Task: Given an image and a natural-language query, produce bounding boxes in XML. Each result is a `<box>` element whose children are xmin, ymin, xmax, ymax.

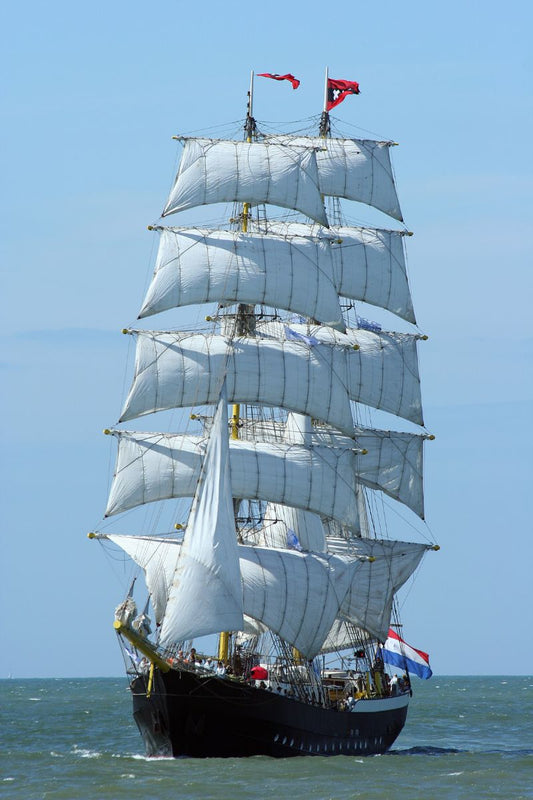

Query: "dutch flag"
<box><xmin>382</xmin><ymin>628</ymin><xmax>432</xmax><ymax>680</ymax></box>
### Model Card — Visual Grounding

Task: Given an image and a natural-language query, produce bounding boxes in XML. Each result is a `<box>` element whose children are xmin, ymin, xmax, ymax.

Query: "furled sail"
<box><xmin>264</xmin><ymin>136</ymin><xmax>402</xmax><ymax>221</ymax></box>
<box><xmin>163</xmin><ymin>138</ymin><xmax>329</xmax><ymax>226</ymax></box>
<box><xmin>257</xmin><ymin>322</ymin><xmax>423</xmax><ymax>426</ymax></box>
<box><xmin>262</xmin><ymin>221</ymin><xmax>415</xmax><ymax>324</ymax></box>
<box><xmin>104</xmin><ymin>430</ymin><xmax>362</xmax><ymax>530</ymax></box>
<box><xmin>139</xmin><ymin>227</ymin><xmax>344</xmax><ymax>330</ymax></box>
<box><xmin>118</xmin><ymin>331</ymin><xmax>355</xmax><ymax>435</ymax></box>
<box><xmin>159</xmin><ymin>384</ymin><xmax>244</xmax><ymax>646</ymax></box>
<box><xmin>106</xmin><ymin>534</ymin><xmax>174</xmax><ymax>624</ymax></box>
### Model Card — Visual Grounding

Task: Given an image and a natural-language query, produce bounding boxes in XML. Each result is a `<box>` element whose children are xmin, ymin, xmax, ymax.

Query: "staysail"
<box><xmin>158</xmin><ymin>382</ymin><xmax>244</xmax><ymax>645</ymax></box>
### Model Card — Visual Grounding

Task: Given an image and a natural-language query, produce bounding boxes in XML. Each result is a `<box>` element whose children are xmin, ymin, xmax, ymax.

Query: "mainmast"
<box><xmin>219</xmin><ymin>71</ymin><xmax>257</xmax><ymax>664</ymax></box>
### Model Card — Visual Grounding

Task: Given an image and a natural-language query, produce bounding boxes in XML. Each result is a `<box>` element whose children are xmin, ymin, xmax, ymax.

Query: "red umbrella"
<box><xmin>250</xmin><ymin>666</ymin><xmax>268</xmax><ymax>680</ymax></box>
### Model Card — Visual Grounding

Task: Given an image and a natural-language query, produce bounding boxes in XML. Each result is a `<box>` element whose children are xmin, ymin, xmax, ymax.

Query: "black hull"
<box><xmin>130</xmin><ymin>668</ymin><xmax>409</xmax><ymax>758</ymax></box>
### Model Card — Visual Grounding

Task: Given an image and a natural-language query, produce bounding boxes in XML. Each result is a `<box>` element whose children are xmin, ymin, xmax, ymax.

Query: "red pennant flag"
<box><xmin>258</xmin><ymin>73</ymin><xmax>300</xmax><ymax>90</ymax></box>
<box><xmin>326</xmin><ymin>78</ymin><xmax>360</xmax><ymax>111</ymax></box>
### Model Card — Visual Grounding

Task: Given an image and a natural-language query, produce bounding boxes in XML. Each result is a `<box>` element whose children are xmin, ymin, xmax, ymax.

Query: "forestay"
<box><xmin>163</xmin><ymin>138</ymin><xmax>329</xmax><ymax>226</ymax></box>
<box><xmin>264</xmin><ymin>136</ymin><xmax>403</xmax><ymax>221</ymax></box>
<box><xmin>139</xmin><ymin>227</ymin><xmax>344</xmax><ymax>330</ymax></box>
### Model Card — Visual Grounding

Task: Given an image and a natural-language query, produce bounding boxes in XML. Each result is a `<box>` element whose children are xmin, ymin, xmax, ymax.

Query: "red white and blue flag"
<box><xmin>382</xmin><ymin>628</ymin><xmax>432</xmax><ymax>680</ymax></box>
<box><xmin>258</xmin><ymin>73</ymin><xmax>300</xmax><ymax>90</ymax></box>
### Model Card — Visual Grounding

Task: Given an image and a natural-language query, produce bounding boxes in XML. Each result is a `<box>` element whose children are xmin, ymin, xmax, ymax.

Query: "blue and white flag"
<box><xmin>357</xmin><ymin>317</ymin><xmax>382</xmax><ymax>333</ymax></box>
<box><xmin>124</xmin><ymin>647</ymin><xmax>141</xmax><ymax>667</ymax></box>
<box><xmin>287</xmin><ymin>529</ymin><xmax>303</xmax><ymax>551</ymax></box>
<box><xmin>382</xmin><ymin>628</ymin><xmax>432</xmax><ymax>679</ymax></box>
<box><xmin>285</xmin><ymin>327</ymin><xmax>319</xmax><ymax>347</ymax></box>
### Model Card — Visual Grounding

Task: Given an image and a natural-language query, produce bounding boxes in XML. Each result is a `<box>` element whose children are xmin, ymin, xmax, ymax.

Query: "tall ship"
<box><xmin>90</xmin><ymin>70</ymin><xmax>437</xmax><ymax>758</ymax></box>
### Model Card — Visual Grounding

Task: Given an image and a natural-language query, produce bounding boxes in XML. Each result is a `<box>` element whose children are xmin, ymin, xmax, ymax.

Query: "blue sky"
<box><xmin>2</xmin><ymin>0</ymin><xmax>532</xmax><ymax>678</ymax></box>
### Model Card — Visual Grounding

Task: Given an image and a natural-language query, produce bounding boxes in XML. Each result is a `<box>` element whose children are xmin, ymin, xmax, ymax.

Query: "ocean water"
<box><xmin>1</xmin><ymin>676</ymin><xmax>532</xmax><ymax>799</ymax></box>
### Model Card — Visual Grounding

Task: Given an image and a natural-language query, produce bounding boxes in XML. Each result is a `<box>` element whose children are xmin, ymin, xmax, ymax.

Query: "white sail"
<box><xmin>327</xmin><ymin>537</ymin><xmax>429</xmax><ymax>641</ymax></box>
<box><xmin>159</xmin><ymin>384</ymin><xmax>243</xmax><ymax>646</ymax></box>
<box><xmin>265</xmin><ymin>136</ymin><xmax>402</xmax><ymax>221</ymax></box>
<box><xmin>320</xmin><ymin>619</ymin><xmax>373</xmax><ymax>655</ymax></box>
<box><xmin>104</xmin><ymin>531</ymin><xmax>427</xmax><ymax>653</ymax></box>
<box><xmin>283</xmin><ymin>410</ymin><xmax>313</xmax><ymax>444</ymax></box>
<box><xmin>119</xmin><ymin>331</ymin><xmax>355</xmax><ymax>436</ymax></box>
<box><xmin>261</xmin><ymin>221</ymin><xmax>415</xmax><ymax>324</ymax></box>
<box><xmin>239</xmin><ymin>546</ymin><xmax>356</xmax><ymax>660</ymax></box>
<box><xmin>105</xmin><ymin>532</ymin><xmax>365</xmax><ymax>659</ymax></box>
<box><xmin>257</xmin><ymin>322</ymin><xmax>423</xmax><ymax>426</ymax></box>
<box><xmin>139</xmin><ymin>227</ymin><xmax>344</xmax><ymax>330</ymax></box>
<box><xmin>236</xmin><ymin>417</ymin><xmax>425</xmax><ymax>518</ymax></box>
<box><xmin>106</xmin><ymin>534</ymin><xmax>175</xmax><ymax>624</ymax></box>
<box><xmin>313</xmin><ymin>425</ymin><xmax>426</xmax><ymax>518</ymax></box>
<box><xmin>163</xmin><ymin>138</ymin><xmax>329</xmax><ymax>226</ymax></box>
<box><xmin>104</xmin><ymin>430</ymin><xmax>361</xmax><ymax>530</ymax></box>
<box><xmin>356</xmin><ymin>483</ymin><xmax>372</xmax><ymax>538</ymax></box>
<box><xmin>259</xmin><ymin>504</ymin><xmax>328</xmax><ymax>552</ymax></box>
<box><xmin>248</xmin><ymin>413</ymin><xmax>333</xmax><ymax>550</ymax></box>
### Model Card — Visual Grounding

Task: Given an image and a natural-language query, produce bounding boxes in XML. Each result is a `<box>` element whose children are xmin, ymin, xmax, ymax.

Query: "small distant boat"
<box><xmin>90</xmin><ymin>69</ymin><xmax>437</xmax><ymax>758</ymax></box>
